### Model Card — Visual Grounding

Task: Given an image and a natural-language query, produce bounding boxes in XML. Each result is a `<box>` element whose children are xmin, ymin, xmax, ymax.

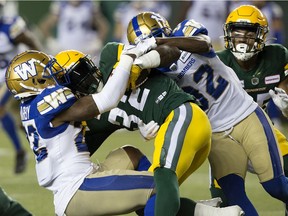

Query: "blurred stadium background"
<box><xmin>1</xmin><ymin>1</ymin><xmax>288</xmax><ymax>215</ymax></box>
<box><xmin>16</xmin><ymin>1</ymin><xmax>288</xmax><ymax>47</ymax></box>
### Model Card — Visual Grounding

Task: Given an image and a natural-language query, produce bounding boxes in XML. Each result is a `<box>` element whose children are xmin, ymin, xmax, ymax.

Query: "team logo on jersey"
<box><xmin>265</xmin><ymin>75</ymin><xmax>280</xmax><ymax>84</ymax></box>
<box><xmin>251</xmin><ymin>77</ymin><xmax>259</xmax><ymax>85</ymax></box>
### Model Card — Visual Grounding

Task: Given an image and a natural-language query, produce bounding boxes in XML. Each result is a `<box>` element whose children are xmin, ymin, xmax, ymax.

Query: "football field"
<box><xmin>0</xmin><ymin>128</ymin><xmax>285</xmax><ymax>215</ymax></box>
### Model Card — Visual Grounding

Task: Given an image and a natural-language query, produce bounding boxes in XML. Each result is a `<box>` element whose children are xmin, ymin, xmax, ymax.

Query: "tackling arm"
<box><xmin>52</xmin><ymin>54</ymin><xmax>134</xmax><ymax>126</ymax></box>
<box><xmin>52</xmin><ymin>38</ymin><xmax>157</xmax><ymax>126</ymax></box>
<box><xmin>156</xmin><ymin>35</ymin><xmax>211</xmax><ymax>53</ymax></box>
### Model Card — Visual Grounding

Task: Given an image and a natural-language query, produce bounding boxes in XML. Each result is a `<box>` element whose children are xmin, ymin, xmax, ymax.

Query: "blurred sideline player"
<box><xmin>0</xmin><ymin>0</ymin><xmax>41</xmax><ymax>173</ymax></box>
<box><xmin>210</xmin><ymin>4</ymin><xmax>288</xmax><ymax>212</ymax></box>
<box><xmin>39</xmin><ymin>0</ymin><xmax>109</xmax><ymax>59</ymax></box>
<box><xmin>127</xmin><ymin>11</ymin><xmax>288</xmax><ymax>215</ymax></box>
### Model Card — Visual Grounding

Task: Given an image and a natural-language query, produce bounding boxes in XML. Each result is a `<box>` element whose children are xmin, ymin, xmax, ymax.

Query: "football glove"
<box><xmin>122</xmin><ymin>37</ymin><xmax>157</xmax><ymax>58</ymax></box>
<box><xmin>127</xmin><ymin>65</ymin><xmax>149</xmax><ymax>90</ymax></box>
<box><xmin>138</xmin><ymin>120</ymin><xmax>159</xmax><ymax>141</ymax></box>
<box><xmin>269</xmin><ymin>87</ymin><xmax>288</xmax><ymax>117</ymax></box>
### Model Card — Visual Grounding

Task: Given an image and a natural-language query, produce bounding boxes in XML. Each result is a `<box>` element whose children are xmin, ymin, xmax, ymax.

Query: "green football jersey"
<box><xmin>217</xmin><ymin>44</ymin><xmax>288</xmax><ymax>107</ymax></box>
<box><xmin>85</xmin><ymin>42</ymin><xmax>196</xmax><ymax>154</ymax></box>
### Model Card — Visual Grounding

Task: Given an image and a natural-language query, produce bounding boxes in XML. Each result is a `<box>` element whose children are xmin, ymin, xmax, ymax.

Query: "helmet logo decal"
<box><xmin>14</xmin><ymin>58</ymin><xmax>38</xmax><ymax>81</ymax></box>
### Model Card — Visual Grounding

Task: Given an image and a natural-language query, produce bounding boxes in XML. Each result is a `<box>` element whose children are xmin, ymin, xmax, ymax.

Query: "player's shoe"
<box><xmin>195</xmin><ymin>203</ymin><xmax>244</xmax><ymax>216</ymax></box>
<box><xmin>215</xmin><ymin>205</ymin><xmax>245</xmax><ymax>216</ymax></box>
<box><xmin>197</xmin><ymin>197</ymin><xmax>222</xmax><ymax>207</ymax></box>
<box><xmin>15</xmin><ymin>149</ymin><xmax>27</xmax><ymax>174</ymax></box>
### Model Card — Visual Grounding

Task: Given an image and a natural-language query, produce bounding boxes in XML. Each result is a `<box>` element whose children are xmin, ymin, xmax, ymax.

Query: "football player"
<box><xmin>5</xmin><ymin>37</ymin><xmax>157</xmax><ymax>216</ymax></box>
<box><xmin>0</xmin><ymin>0</ymin><xmax>42</xmax><ymax>173</ymax></box>
<box><xmin>127</xmin><ymin>11</ymin><xmax>288</xmax><ymax>215</ymax></box>
<box><xmin>54</xmin><ymin>47</ymin><xmax>244</xmax><ymax>216</ymax></box>
<box><xmin>212</xmin><ymin>4</ymin><xmax>288</xmax><ymax>213</ymax></box>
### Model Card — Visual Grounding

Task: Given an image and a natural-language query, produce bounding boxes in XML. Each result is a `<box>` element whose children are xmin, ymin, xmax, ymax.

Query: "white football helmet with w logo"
<box><xmin>5</xmin><ymin>50</ymin><xmax>56</xmax><ymax>99</ymax></box>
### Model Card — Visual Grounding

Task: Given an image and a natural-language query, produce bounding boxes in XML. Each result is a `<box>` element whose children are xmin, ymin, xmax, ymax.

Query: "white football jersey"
<box><xmin>20</xmin><ymin>85</ymin><xmax>93</xmax><ymax>216</ymax></box>
<box><xmin>165</xmin><ymin>51</ymin><xmax>258</xmax><ymax>132</ymax></box>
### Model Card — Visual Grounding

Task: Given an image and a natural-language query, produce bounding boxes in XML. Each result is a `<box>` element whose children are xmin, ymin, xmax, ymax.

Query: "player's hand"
<box><xmin>138</xmin><ymin>120</ymin><xmax>159</xmax><ymax>141</ymax></box>
<box><xmin>269</xmin><ymin>87</ymin><xmax>288</xmax><ymax>117</ymax></box>
<box><xmin>122</xmin><ymin>37</ymin><xmax>157</xmax><ymax>58</ymax></box>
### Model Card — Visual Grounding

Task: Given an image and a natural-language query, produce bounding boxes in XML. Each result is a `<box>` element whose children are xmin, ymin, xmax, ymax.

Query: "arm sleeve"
<box><xmin>92</xmin><ymin>55</ymin><xmax>133</xmax><ymax>113</ymax></box>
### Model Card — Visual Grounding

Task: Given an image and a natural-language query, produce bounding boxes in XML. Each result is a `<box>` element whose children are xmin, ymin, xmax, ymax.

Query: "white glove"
<box><xmin>269</xmin><ymin>87</ymin><xmax>288</xmax><ymax>117</ymax></box>
<box><xmin>138</xmin><ymin>120</ymin><xmax>159</xmax><ymax>141</ymax></box>
<box><xmin>122</xmin><ymin>37</ymin><xmax>157</xmax><ymax>58</ymax></box>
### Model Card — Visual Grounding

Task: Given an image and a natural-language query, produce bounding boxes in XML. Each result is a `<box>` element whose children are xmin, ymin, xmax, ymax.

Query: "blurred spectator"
<box><xmin>251</xmin><ymin>0</ymin><xmax>285</xmax><ymax>44</ymax></box>
<box><xmin>39</xmin><ymin>0</ymin><xmax>109</xmax><ymax>60</ymax></box>
<box><xmin>0</xmin><ymin>0</ymin><xmax>42</xmax><ymax>173</ymax></box>
<box><xmin>113</xmin><ymin>1</ymin><xmax>171</xmax><ymax>43</ymax></box>
<box><xmin>177</xmin><ymin>1</ymin><xmax>230</xmax><ymax>50</ymax></box>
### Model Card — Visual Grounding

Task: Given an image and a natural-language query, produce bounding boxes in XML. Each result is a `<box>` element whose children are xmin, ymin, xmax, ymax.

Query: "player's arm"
<box><xmin>134</xmin><ymin>44</ymin><xmax>180</xmax><ymax>69</ymax></box>
<box><xmin>155</xmin><ymin>35</ymin><xmax>211</xmax><ymax>53</ymax></box>
<box><xmin>269</xmin><ymin>49</ymin><xmax>288</xmax><ymax>117</ymax></box>
<box><xmin>52</xmin><ymin>38</ymin><xmax>157</xmax><ymax>126</ymax></box>
<box><xmin>135</xmin><ymin>34</ymin><xmax>210</xmax><ymax>70</ymax></box>
<box><xmin>51</xmin><ymin>54</ymin><xmax>135</xmax><ymax>126</ymax></box>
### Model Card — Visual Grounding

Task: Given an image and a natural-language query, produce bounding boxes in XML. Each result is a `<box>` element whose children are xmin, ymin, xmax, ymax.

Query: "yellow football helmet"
<box><xmin>224</xmin><ymin>5</ymin><xmax>269</xmax><ymax>60</ymax></box>
<box><xmin>6</xmin><ymin>50</ymin><xmax>56</xmax><ymax>99</ymax></box>
<box><xmin>53</xmin><ymin>50</ymin><xmax>103</xmax><ymax>96</ymax></box>
<box><xmin>127</xmin><ymin>11</ymin><xmax>172</xmax><ymax>45</ymax></box>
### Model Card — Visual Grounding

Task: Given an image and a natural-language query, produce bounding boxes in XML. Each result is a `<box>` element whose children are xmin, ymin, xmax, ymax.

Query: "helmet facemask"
<box><xmin>49</xmin><ymin>55</ymin><xmax>103</xmax><ymax>97</ymax></box>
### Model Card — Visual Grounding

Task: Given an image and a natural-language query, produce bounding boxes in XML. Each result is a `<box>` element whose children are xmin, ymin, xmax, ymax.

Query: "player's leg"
<box><xmin>65</xmin><ymin>169</ymin><xmax>155</xmax><ymax>215</ymax></box>
<box><xmin>0</xmin><ymin>85</ymin><xmax>27</xmax><ymax>173</ymax></box>
<box><xmin>247</xmin><ymin>108</ymin><xmax>288</xmax><ymax>204</ymax></box>
<box><xmin>209</xmin><ymin>171</ymin><xmax>228</xmax><ymax>207</ymax></box>
<box><xmin>210</xmin><ymin>126</ymin><xmax>288</xmax><ymax>208</ymax></box>
<box><xmin>148</xmin><ymin>102</ymin><xmax>211</xmax><ymax>216</ymax></box>
<box><xmin>209</xmin><ymin>117</ymin><xmax>258</xmax><ymax>215</ymax></box>
<box><xmin>99</xmin><ymin>145</ymin><xmax>151</xmax><ymax>171</ymax></box>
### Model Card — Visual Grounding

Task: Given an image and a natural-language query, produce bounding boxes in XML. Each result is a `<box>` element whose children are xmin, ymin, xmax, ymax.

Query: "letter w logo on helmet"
<box><xmin>14</xmin><ymin>59</ymin><xmax>39</xmax><ymax>81</ymax></box>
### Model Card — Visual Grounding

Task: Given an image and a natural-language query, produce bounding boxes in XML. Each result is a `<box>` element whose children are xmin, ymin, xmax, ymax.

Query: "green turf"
<box><xmin>0</xmin><ymin>128</ymin><xmax>285</xmax><ymax>215</ymax></box>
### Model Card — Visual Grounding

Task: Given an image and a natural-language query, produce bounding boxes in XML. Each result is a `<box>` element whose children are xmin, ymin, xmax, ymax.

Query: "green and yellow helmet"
<box><xmin>223</xmin><ymin>4</ymin><xmax>269</xmax><ymax>59</ymax></box>
<box><xmin>51</xmin><ymin>50</ymin><xmax>103</xmax><ymax>96</ymax></box>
